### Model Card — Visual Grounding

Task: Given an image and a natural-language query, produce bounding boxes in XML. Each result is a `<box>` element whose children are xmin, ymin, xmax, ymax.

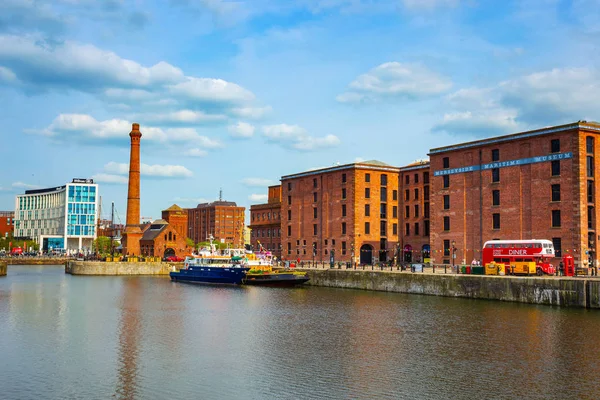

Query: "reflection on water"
<box><xmin>1</xmin><ymin>266</ymin><xmax>600</xmax><ymax>400</ymax></box>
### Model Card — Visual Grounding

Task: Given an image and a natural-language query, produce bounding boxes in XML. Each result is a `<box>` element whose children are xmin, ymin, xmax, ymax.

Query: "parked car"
<box><xmin>166</xmin><ymin>256</ymin><xmax>184</xmax><ymax>262</ymax></box>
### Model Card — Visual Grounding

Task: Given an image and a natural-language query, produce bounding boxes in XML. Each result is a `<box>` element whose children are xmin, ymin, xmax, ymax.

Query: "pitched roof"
<box><xmin>141</xmin><ymin>222</ymin><xmax>169</xmax><ymax>241</ymax></box>
<box><xmin>164</xmin><ymin>204</ymin><xmax>183</xmax><ymax>211</ymax></box>
<box><xmin>357</xmin><ymin>160</ymin><xmax>390</xmax><ymax>166</ymax></box>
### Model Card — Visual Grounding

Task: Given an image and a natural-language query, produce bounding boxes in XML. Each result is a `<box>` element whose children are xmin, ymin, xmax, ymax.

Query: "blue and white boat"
<box><xmin>169</xmin><ymin>255</ymin><xmax>250</xmax><ymax>285</ymax></box>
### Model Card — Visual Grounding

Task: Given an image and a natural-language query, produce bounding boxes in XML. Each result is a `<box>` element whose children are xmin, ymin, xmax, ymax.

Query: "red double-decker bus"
<box><xmin>482</xmin><ymin>239</ymin><xmax>556</xmax><ymax>275</ymax></box>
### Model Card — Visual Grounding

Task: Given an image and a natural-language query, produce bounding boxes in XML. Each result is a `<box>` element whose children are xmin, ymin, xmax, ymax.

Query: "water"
<box><xmin>1</xmin><ymin>265</ymin><xmax>600</xmax><ymax>400</ymax></box>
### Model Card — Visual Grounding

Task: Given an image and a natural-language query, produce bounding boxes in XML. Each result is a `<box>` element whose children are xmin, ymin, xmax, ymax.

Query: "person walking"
<box><xmin>557</xmin><ymin>261</ymin><xmax>562</xmax><ymax>276</ymax></box>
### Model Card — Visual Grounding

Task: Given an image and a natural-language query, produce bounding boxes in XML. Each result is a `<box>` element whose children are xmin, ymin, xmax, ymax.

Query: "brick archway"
<box><xmin>163</xmin><ymin>248</ymin><xmax>175</xmax><ymax>258</ymax></box>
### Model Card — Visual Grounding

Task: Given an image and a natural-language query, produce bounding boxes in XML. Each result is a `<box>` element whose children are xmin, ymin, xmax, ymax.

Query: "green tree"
<box><xmin>94</xmin><ymin>236</ymin><xmax>113</xmax><ymax>254</ymax></box>
<box><xmin>185</xmin><ymin>237</ymin><xmax>195</xmax><ymax>248</ymax></box>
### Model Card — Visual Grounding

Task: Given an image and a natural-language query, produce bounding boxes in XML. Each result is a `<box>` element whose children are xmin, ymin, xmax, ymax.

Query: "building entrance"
<box><xmin>164</xmin><ymin>248</ymin><xmax>175</xmax><ymax>258</ymax></box>
<box><xmin>360</xmin><ymin>244</ymin><xmax>373</xmax><ymax>265</ymax></box>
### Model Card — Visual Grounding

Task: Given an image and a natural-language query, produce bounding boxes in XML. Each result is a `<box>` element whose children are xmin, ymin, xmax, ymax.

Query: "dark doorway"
<box><xmin>403</xmin><ymin>244</ymin><xmax>412</xmax><ymax>263</ymax></box>
<box><xmin>164</xmin><ymin>248</ymin><xmax>175</xmax><ymax>258</ymax></box>
<box><xmin>360</xmin><ymin>244</ymin><xmax>373</xmax><ymax>265</ymax></box>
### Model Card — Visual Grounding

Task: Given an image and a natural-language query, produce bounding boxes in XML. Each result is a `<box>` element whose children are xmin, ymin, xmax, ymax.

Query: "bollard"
<box><xmin>433</xmin><ymin>264</ymin><xmax>436</xmax><ymax>274</ymax></box>
<box><xmin>444</xmin><ymin>265</ymin><xmax>447</xmax><ymax>274</ymax></box>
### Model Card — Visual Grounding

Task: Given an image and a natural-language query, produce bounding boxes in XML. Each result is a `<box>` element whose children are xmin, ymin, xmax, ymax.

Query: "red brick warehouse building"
<box><xmin>187</xmin><ymin>201</ymin><xmax>245</xmax><ymax>248</ymax></box>
<box><xmin>429</xmin><ymin>121</ymin><xmax>600</xmax><ymax>267</ymax></box>
<box><xmin>0</xmin><ymin>211</ymin><xmax>14</xmax><ymax>238</ymax></box>
<box><xmin>249</xmin><ymin>185</ymin><xmax>282</xmax><ymax>257</ymax></box>
<box><xmin>280</xmin><ymin>160</ymin><xmax>400</xmax><ymax>264</ymax></box>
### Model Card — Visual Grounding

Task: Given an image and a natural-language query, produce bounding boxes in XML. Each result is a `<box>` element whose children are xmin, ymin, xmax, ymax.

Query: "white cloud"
<box><xmin>249</xmin><ymin>194</ymin><xmax>268</xmax><ymax>202</ymax></box>
<box><xmin>231</xmin><ymin>105</ymin><xmax>272</xmax><ymax>119</ymax></box>
<box><xmin>337</xmin><ymin>62</ymin><xmax>452</xmax><ymax>103</ymax></box>
<box><xmin>228</xmin><ymin>122</ymin><xmax>255</xmax><ymax>139</ymax></box>
<box><xmin>0</xmin><ymin>66</ymin><xmax>18</xmax><ymax>83</ymax></box>
<box><xmin>169</xmin><ymin>77</ymin><xmax>255</xmax><ymax>104</ymax></box>
<box><xmin>12</xmin><ymin>181</ymin><xmax>41</xmax><ymax>189</ymax></box>
<box><xmin>401</xmin><ymin>0</ymin><xmax>460</xmax><ymax>10</ymax></box>
<box><xmin>184</xmin><ymin>148</ymin><xmax>208</xmax><ymax>157</ymax></box>
<box><xmin>241</xmin><ymin>178</ymin><xmax>274</xmax><ymax>187</ymax></box>
<box><xmin>100</xmin><ymin>161</ymin><xmax>193</xmax><ymax>178</ymax></box>
<box><xmin>262</xmin><ymin>124</ymin><xmax>341</xmax><ymax>151</ymax></box>
<box><xmin>434</xmin><ymin>67</ymin><xmax>600</xmax><ymax>135</ymax></box>
<box><xmin>91</xmin><ymin>173</ymin><xmax>128</xmax><ymax>184</ymax></box>
<box><xmin>146</xmin><ymin>109</ymin><xmax>227</xmax><ymax>125</ymax></box>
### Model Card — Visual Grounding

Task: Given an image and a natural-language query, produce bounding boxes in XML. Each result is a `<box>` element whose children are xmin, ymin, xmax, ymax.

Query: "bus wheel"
<box><xmin>536</xmin><ymin>268</ymin><xmax>543</xmax><ymax>276</ymax></box>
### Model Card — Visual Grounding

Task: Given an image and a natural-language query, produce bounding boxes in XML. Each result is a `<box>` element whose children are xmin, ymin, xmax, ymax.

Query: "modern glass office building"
<box><xmin>14</xmin><ymin>179</ymin><xmax>99</xmax><ymax>253</ymax></box>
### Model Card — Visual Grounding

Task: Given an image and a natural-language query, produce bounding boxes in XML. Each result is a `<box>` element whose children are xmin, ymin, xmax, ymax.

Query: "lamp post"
<box><xmin>451</xmin><ymin>240</ymin><xmax>457</xmax><ymax>272</ymax></box>
<box><xmin>351</xmin><ymin>243</ymin><xmax>355</xmax><ymax>268</ymax></box>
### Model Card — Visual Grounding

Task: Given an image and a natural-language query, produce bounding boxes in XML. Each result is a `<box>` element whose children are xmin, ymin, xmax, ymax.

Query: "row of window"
<box><xmin>404</xmin><ymin>171</ymin><xmax>430</xmax><ymax>185</ymax></box>
<box><xmin>251</xmin><ymin>228</ymin><xmax>282</xmax><ymax>238</ymax></box>
<box><xmin>405</xmin><ymin>186</ymin><xmax>429</xmax><ymax>201</ymax></box>
<box><xmin>251</xmin><ymin>211</ymin><xmax>279</xmax><ymax>222</ymax></box>
<box><xmin>441</xmin><ymin>210</ymin><xmax>563</xmax><ymax>231</ymax></box>
<box><xmin>286</xmin><ymin>241</ymin><xmax>350</xmax><ymax>255</ymax></box>
<box><xmin>405</xmin><ymin>221</ymin><xmax>431</xmax><ymax>236</ymax></box>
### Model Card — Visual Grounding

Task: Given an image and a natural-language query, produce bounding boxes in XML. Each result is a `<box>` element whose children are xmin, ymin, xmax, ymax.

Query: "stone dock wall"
<box><xmin>303</xmin><ymin>269</ymin><xmax>600</xmax><ymax>309</ymax></box>
<box><xmin>0</xmin><ymin>261</ymin><xmax>6</xmax><ymax>276</ymax></box>
<box><xmin>66</xmin><ymin>261</ymin><xmax>176</xmax><ymax>275</ymax></box>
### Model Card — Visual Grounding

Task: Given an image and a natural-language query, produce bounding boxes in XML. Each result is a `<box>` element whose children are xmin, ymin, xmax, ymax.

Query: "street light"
<box><xmin>451</xmin><ymin>240</ymin><xmax>457</xmax><ymax>272</ymax></box>
<box><xmin>312</xmin><ymin>243</ymin><xmax>316</xmax><ymax>267</ymax></box>
<box><xmin>351</xmin><ymin>243</ymin><xmax>355</xmax><ymax>268</ymax></box>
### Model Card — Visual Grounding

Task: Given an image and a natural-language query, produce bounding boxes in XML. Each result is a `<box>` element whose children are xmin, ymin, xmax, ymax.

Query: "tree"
<box><xmin>185</xmin><ymin>237</ymin><xmax>195</xmax><ymax>249</ymax></box>
<box><xmin>94</xmin><ymin>236</ymin><xmax>113</xmax><ymax>254</ymax></box>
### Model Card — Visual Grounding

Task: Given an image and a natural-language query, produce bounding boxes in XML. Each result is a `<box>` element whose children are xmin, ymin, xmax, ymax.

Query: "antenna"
<box><xmin>219</xmin><ymin>188</ymin><xmax>223</xmax><ymax>201</ymax></box>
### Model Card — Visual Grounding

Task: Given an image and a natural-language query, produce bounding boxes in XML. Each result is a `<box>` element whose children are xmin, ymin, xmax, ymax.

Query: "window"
<box><xmin>288</xmin><ymin>195</ymin><xmax>292</xmax><ymax>205</ymax></box>
<box><xmin>380</xmin><ymin>221</ymin><xmax>387</xmax><ymax>236</ymax></box>
<box><xmin>443</xmin><ymin>175</ymin><xmax>450</xmax><ymax>188</ymax></box>
<box><xmin>412</xmin><ymin>188</ymin><xmax>418</xmax><ymax>200</ymax></box>
<box><xmin>552</xmin><ymin>237</ymin><xmax>562</xmax><ymax>257</ymax></box>
<box><xmin>443</xmin><ymin>216</ymin><xmax>450</xmax><ymax>231</ymax></box>
<box><xmin>492</xmin><ymin>168</ymin><xmax>500</xmax><ymax>183</ymax></box>
<box><xmin>365</xmin><ymin>204</ymin><xmax>370</xmax><ymax>216</ymax></box>
<box><xmin>313</xmin><ymin>192</ymin><xmax>318</xmax><ymax>202</ymax></box>
<box><xmin>551</xmin><ymin>139</ymin><xmax>560</xmax><ymax>153</ymax></box>
<box><xmin>443</xmin><ymin>195</ymin><xmax>450</xmax><ymax>210</ymax></box>
<box><xmin>287</xmin><ymin>182</ymin><xmax>292</xmax><ymax>191</ymax></box>
<box><xmin>588</xmin><ymin>206</ymin><xmax>594</xmax><ymax>229</ymax></box>
<box><xmin>413</xmin><ymin>222</ymin><xmax>419</xmax><ymax>235</ymax></box>
<box><xmin>287</xmin><ymin>242</ymin><xmax>291</xmax><ymax>254</ymax></box>
<box><xmin>342</xmin><ymin>173</ymin><xmax>347</xmax><ymax>183</ymax></box>
<box><xmin>424</xmin><ymin>185</ymin><xmax>430</xmax><ymax>201</ymax></box>
<box><xmin>551</xmin><ymin>160</ymin><xmax>560</xmax><ymax>176</ymax></box>
<box><xmin>342</xmin><ymin>222</ymin><xmax>347</xmax><ymax>235</ymax></box>
<box><xmin>313</xmin><ymin>178</ymin><xmax>318</xmax><ymax>188</ymax></box>
<box><xmin>492</xmin><ymin>149</ymin><xmax>500</xmax><ymax>161</ymax></box>
<box><xmin>342</xmin><ymin>188</ymin><xmax>347</xmax><ymax>199</ymax></box>
<box><xmin>392</xmin><ymin>206</ymin><xmax>398</xmax><ymax>218</ymax></box>
<box><xmin>587</xmin><ymin>137</ymin><xmax>595</xmax><ymax>154</ymax></box>
<box><xmin>414</xmin><ymin>173</ymin><xmax>419</xmax><ymax>183</ymax></box>
<box><xmin>365</xmin><ymin>222</ymin><xmax>370</xmax><ymax>234</ymax></box>
<box><xmin>552</xmin><ymin>210</ymin><xmax>561</xmax><ymax>227</ymax></box>
<box><xmin>444</xmin><ymin>239</ymin><xmax>450</xmax><ymax>256</ymax></box>
<box><xmin>552</xmin><ymin>184</ymin><xmax>561</xmax><ymax>202</ymax></box>
<box><xmin>405</xmin><ymin>205</ymin><xmax>410</xmax><ymax>218</ymax></box>
<box><xmin>588</xmin><ymin>181</ymin><xmax>595</xmax><ymax>203</ymax></box>
<box><xmin>587</xmin><ymin>156</ymin><xmax>594</xmax><ymax>177</ymax></box>
<box><xmin>405</xmin><ymin>223</ymin><xmax>410</xmax><ymax>236</ymax></box>
<box><xmin>405</xmin><ymin>175</ymin><xmax>410</xmax><ymax>184</ymax></box>
<box><xmin>365</xmin><ymin>188</ymin><xmax>370</xmax><ymax>199</ymax></box>
<box><xmin>365</xmin><ymin>173</ymin><xmax>371</xmax><ymax>182</ymax></box>
<box><xmin>443</xmin><ymin>157</ymin><xmax>449</xmax><ymax>168</ymax></box>
<box><xmin>393</xmin><ymin>190</ymin><xmax>398</xmax><ymax>201</ymax></box>
<box><xmin>393</xmin><ymin>223</ymin><xmax>398</xmax><ymax>235</ymax></box>
<box><xmin>313</xmin><ymin>208</ymin><xmax>318</xmax><ymax>218</ymax></box>
<box><xmin>381</xmin><ymin>187</ymin><xmax>387</xmax><ymax>202</ymax></box>
<box><xmin>287</xmin><ymin>226</ymin><xmax>291</xmax><ymax>236</ymax></box>
<box><xmin>414</xmin><ymin>205</ymin><xmax>419</xmax><ymax>217</ymax></box>
<box><xmin>405</xmin><ymin>189</ymin><xmax>410</xmax><ymax>200</ymax></box>
<box><xmin>424</xmin><ymin>172</ymin><xmax>429</xmax><ymax>184</ymax></box>
<box><xmin>492</xmin><ymin>190</ymin><xmax>500</xmax><ymax>206</ymax></box>
<box><xmin>342</xmin><ymin>204</ymin><xmax>347</xmax><ymax>217</ymax></box>
<box><xmin>287</xmin><ymin>210</ymin><xmax>291</xmax><ymax>220</ymax></box>
<box><xmin>380</xmin><ymin>204</ymin><xmax>387</xmax><ymax>219</ymax></box>
<box><xmin>492</xmin><ymin>213</ymin><xmax>500</xmax><ymax>229</ymax></box>
<box><xmin>342</xmin><ymin>242</ymin><xmax>346</xmax><ymax>255</ymax></box>
<box><xmin>381</xmin><ymin>174</ymin><xmax>387</xmax><ymax>186</ymax></box>
<box><xmin>424</xmin><ymin>220</ymin><xmax>430</xmax><ymax>236</ymax></box>
<box><xmin>424</xmin><ymin>202</ymin><xmax>430</xmax><ymax>219</ymax></box>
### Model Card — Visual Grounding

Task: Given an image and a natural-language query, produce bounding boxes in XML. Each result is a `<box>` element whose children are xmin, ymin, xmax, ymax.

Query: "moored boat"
<box><xmin>242</xmin><ymin>248</ymin><xmax>309</xmax><ymax>287</ymax></box>
<box><xmin>169</xmin><ymin>255</ymin><xmax>250</xmax><ymax>285</ymax></box>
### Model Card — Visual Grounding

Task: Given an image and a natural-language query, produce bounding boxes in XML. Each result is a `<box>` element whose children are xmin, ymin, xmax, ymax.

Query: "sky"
<box><xmin>1</xmin><ymin>0</ymin><xmax>600</xmax><ymax>223</ymax></box>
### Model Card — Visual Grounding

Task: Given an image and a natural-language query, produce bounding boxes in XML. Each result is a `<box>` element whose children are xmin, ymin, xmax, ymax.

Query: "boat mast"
<box><xmin>110</xmin><ymin>202</ymin><xmax>115</xmax><ymax>254</ymax></box>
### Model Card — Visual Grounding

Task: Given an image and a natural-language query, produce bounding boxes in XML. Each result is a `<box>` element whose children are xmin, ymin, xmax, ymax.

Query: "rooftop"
<box><xmin>282</xmin><ymin>160</ymin><xmax>400</xmax><ymax>180</ymax></box>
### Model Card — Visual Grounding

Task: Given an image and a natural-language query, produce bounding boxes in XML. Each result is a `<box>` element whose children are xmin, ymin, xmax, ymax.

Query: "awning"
<box><xmin>403</xmin><ymin>244</ymin><xmax>412</xmax><ymax>252</ymax></box>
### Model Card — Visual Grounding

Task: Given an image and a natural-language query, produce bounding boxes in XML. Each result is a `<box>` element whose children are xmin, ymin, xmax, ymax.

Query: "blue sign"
<box><xmin>433</xmin><ymin>152</ymin><xmax>573</xmax><ymax>176</ymax></box>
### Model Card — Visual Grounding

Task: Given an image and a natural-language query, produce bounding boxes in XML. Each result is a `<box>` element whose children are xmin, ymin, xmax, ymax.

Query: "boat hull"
<box><xmin>243</xmin><ymin>273</ymin><xmax>310</xmax><ymax>287</ymax></box>
<box><xmin>170</xmin><ymin>266</ymin><xmax>250</xmax><ymax>285</ymax></box>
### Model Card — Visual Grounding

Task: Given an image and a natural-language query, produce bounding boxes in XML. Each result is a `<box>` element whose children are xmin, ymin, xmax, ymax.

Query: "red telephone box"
<box><xmin>562</xmin><ymin>255</ymin><xmax>574</xmax><ymax>277</ymax></box>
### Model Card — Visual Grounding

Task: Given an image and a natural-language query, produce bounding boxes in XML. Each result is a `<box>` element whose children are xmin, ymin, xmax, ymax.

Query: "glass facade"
<box><xmin>66</xmin><ymin>184</ymin><xmax>96</xmax><ymax>237</ymax></box>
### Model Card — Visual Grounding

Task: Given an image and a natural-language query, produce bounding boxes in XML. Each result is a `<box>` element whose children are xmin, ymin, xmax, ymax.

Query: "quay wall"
<box><xmin>1</xmin><ymin>258</ymin><xmax>67</xmax><ymax>265</ymax></box>
<box><xmin>0</xmin><ymin>261</ymin><xmax>6</xmax><ymax>276</ymax></box>
<box><xmin>66</xmin><ymin>261</ymin><xmax>176</xmax><ymax>275</ymax></box>
<box><xmin>303</xmin><ymin>269</ymin><xmax>600</xmax><ymax>309</ymax></box>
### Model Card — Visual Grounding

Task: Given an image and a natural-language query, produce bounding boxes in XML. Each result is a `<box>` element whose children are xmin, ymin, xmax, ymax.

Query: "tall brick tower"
<box><xmin>122</xmin><ymin>123</ymin><xmax>143</xmax><ymax>256</ymax></box>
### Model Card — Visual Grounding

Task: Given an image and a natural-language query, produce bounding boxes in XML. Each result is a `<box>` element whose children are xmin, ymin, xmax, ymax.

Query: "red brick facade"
<box><xmin>281</xmin><ymin>161</ymin><xmax>400</xmax><ymax>264</ymax></box>
<box><xmin>162</xmin><ymin>204</ymin><xmax>188</xmax><ymax>239</ymax></box>
<box><xmin>0</xmin><ymin>211</ymin><xmax>14</xmax><ymax>238</ymax></box>
<box><xmin>140</xmin><ymin>220</ymin><xmax>190</xmax><ymax>258</ymax></box>
<box><xmin>399</xmin><ymin>163</ymin><xmax>431</xmax><ymax>263</ymax></box>
<box><xmin>249</xmin><ymin>185</ymin><xmax>282</xmax><ymax>257</ymax></box>
<box><xmin>429</xmin><ymin>121</ymin><xmax>600</xmax><ymax>267</ymax></box>
<box><xmin>187</xmin><ymin>201</ymin><xmax>245</xmax><ymax>247</ymax></box>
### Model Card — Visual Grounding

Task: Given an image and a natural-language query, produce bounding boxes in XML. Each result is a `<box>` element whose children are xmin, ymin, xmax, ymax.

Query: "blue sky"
<box><xmin>1</xmin><ymin>0</ymin><xmax>600</xmax><ymax>223</ymax></box>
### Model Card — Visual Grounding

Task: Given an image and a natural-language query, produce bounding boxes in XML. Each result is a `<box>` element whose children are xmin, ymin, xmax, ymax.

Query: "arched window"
<box><xmin>174</xmin><ymin>234</ymin><xmax>176</xmax><ymax>241</ymax></box>
<box><xmin>169</xmin><ymin>232</ymin><xmax>172</xmax><ymax>241</ymax></box>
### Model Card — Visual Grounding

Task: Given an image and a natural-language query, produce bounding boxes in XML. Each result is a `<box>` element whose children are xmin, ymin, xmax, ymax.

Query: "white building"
<box><xmin>14</xmin><ymin>179</ymin><xmax>99</xmax><ymax>253</ymax></box>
